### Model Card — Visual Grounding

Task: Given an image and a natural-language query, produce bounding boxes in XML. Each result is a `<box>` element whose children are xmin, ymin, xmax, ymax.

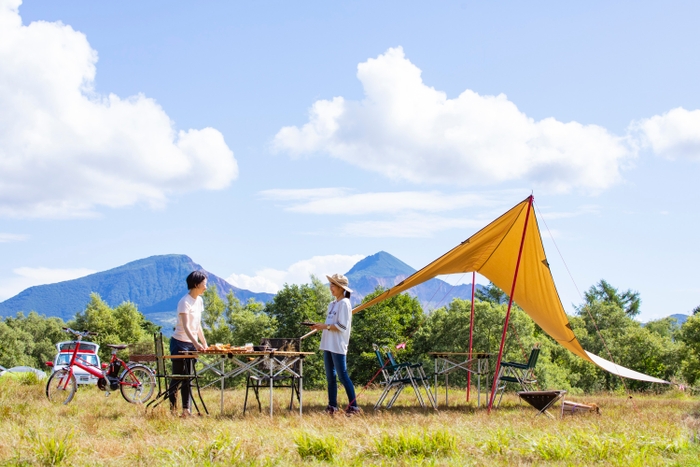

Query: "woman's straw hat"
<box><xmin>326</xmin><ymin>273</ymin><xmax>353</xmax><ymax>293</ymax></box>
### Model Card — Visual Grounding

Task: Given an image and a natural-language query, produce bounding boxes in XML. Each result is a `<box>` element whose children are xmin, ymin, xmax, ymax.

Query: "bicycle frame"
<box><xmin>55</xmin><ymin>336</ymin><xmax>143</xmax><ymax>391</ymax></box>
<box><xmin>54</xmin><ymin>335</ymin><xmax>103</xmax><ymax>389</ymax></box>
<box><xmin>47</xmin><ymin>327</ymin><xmax>156</xmax><ymax>405</ymax></box>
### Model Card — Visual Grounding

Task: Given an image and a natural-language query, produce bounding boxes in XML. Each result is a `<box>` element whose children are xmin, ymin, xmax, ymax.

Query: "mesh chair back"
<box><xmin>527</xmin><ymin>347</ymin><xmax>541</xmax><ymax>369</ymax></box>
<box><xmin>154</xmin><ymin>333</ymin><xmax>166</xmax><ymax>376</ymax></box>
<box><xmin>386</xmin><ymin>350</ymin><xmax>399</xmax><ymax>367</ymax></box>
<box><xmin>373</xmin><ymin>346</ymin><xmax>386</xmax><ymax>368</ymax></box>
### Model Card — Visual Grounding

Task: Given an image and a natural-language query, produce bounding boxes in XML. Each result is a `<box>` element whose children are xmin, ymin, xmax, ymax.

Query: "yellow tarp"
<box><xmin>353</xmin><ymin>197</ymin><xmax>668</xmax><ymax>384</ymax></box>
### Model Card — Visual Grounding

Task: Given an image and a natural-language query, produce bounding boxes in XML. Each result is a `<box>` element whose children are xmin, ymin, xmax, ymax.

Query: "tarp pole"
<box><xmin>487</xmin><ymin>195</ymin><xmax>533</xmax><ymax>412</ymax></box>
<box><xmin>467</xmin><ymin>271</ymin><xmax>475</xmax><ymax>403</ymax></box>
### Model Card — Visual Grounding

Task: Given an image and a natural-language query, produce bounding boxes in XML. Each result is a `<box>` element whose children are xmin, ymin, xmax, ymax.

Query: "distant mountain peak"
<box><xmin>0</xmin><ymin>254</ymin><xmax>273</xmax><ymax>321</ymax></box>
<box><xmin>346</xmin><ymin>251</ymin><xmax>416</xmax><ymax>279</ymax></box>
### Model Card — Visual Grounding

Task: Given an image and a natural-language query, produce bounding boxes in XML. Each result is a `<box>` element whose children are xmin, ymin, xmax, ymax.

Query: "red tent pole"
<box><xmin>467</xmin><ymin>271</ymin><xmax>475</xmax><ymax>402</ymax></box>
<box><xmin>487</xmin><ymin>195</ymin><xmax>533</xmax><ymax>412</ymax></box>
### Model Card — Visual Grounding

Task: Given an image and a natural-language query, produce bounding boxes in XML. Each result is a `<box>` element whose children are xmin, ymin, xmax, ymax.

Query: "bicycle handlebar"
<box><xmin>62</xmin><ymin>327</ymin><xmax>98</xmax><ymax>337</ymax></box>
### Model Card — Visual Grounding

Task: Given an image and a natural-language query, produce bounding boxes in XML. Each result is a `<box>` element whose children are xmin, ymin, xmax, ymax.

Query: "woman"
<box><xmin>169</xmin><ymin>270</ymin><xmax>209</xmax><ymax>417</ymax></box>
<box><xmin>311</xmin><ymin>273</ymin><xmax>361</xmax><ymax>415</ymax></box>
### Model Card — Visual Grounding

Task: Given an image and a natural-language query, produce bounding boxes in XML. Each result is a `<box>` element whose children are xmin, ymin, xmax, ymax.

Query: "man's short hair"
<box><xmin>186</xmin><ymin>270</ymin><xmax>207</xmax><ymax>290</ymax></box>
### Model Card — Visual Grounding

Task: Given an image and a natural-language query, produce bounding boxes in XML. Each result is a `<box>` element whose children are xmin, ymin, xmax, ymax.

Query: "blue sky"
<box><xmin>1</xmin><ymin>0</ymin><xmax>698</xmax><ymax>321</ymax></box>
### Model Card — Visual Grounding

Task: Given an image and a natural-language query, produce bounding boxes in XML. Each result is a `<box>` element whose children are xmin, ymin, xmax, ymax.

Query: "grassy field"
<box><xmin>1</xmin><ymin>376</ymin><xmax>699</xmax><ymax>466</ymax></box>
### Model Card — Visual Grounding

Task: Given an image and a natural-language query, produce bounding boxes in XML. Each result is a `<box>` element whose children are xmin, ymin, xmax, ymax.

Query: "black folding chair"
<box><xmin>243</xmin><ymin>337</ymin><xmax>301</xmax><ymax>414</ymax></box>
<box><xmin>146</xmin><ymin>333</ymin><xmax>208</xmax><ymax>415</ymax></box>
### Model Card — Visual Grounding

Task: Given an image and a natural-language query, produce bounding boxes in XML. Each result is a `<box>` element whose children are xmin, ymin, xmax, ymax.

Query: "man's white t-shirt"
<box><xmin>172</xmin><ymin>294</ymin><xmax>203</xmax><ymax>343</ymax></box>
<box><xmin>319</xmin><ymin>298</ymin><xmax>352</xmax><ymax>355</ymax></box>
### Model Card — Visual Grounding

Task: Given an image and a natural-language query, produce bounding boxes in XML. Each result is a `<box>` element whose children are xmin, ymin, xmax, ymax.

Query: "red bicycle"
<box><xmin>46</xmin><ymin>328</ymin><xmax>156</xmax><ymax>405</ymax></box>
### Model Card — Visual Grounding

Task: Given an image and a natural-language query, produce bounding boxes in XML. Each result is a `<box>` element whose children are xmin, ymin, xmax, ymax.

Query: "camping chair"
<box><xmin>243</xmin><ymin>337</ymin><xmax>302</xmax><ymax>414</ymax></box>
<box><xmin>495</xmin><ymin>344</ymin><xmax>540</xmax><ymax>407</ymax></box>
<box><xmin>372</xmin><ymin>344</ymin><xmax>437</xmax><ymax>410</ymax></box>
<box><xmin>373</xmin><ymin>344</ymin><xmax>411</xmax><ymax>410</ymax></box>
<box><xmin>385</xmin><ymin>348</ymin><xmax>438</xmax><ymax>409</ymax></box>
<box><xmin>146</xmin><ymin>333</ymin><xmax>208</xmax><ymax>415</ymax></box>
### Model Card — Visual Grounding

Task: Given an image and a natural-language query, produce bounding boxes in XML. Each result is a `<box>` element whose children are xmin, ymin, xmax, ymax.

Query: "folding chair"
<box><xmin>517</xmin><ymin>390</ymin><xmax>566</xmax><ymax>418</ymax></box>
<box><xmin>243</xmin><ymin>337</ymin><xmax>301</xmax><ymax>414</ymax></box>
<box><xmin>372</xmin><ymin>344</ymin><xmax>437</xmax><ymax>410</ymax></box>
<box><xmin>495</xmin><ymin>344</ymin><xmax>540</xmax><ymax>407</ymax></box>
<box><xmin>373</xmin><ymin>344</ymin><xmax>409</xmax><ymax>410</ymax></box>
<box><xmin>146</xmin><ymin>333</ymin><xmax>208</xmax><ymax>415</ymax></box>
<box><xmin>384</xmin><ymin>349</ymin><xmax>438</xmax><ymax>409</ymax></box>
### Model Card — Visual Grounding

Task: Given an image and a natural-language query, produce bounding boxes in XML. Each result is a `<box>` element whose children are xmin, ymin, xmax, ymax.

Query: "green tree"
<box><xmin>410</xmin><ymin>298</ymin><xmax>552</xmax><ymax>388</ymax></box>
<box><xmin>202</xmin><ymin>284</ymin><xmax>230</xmax><ymax>344</ymax></box>
<box><xmin>645</xmin><ymin>317</ymin><xmax>677</xmax><ymax>340</ymax></box>
<box><xmin>475</xmin><ymin>282</ymin><xmax>509</xmax><ymax>305</ymax></box>
<box><xmin>678</xmin><ymin>314</ymin><xmax>700</xmax><ymax>385</ymax></box>
<box><xmin>0</xmin><ymin>319</ymin><xmax>34</xmax><ymax>368</ymax></box>
<box><xmin>1</xmin><ymin>311</ymin><xmax>67</xmax><ymax>369</ymax></box>
<box><xmin>68</xmin><ymin>293</ymin><xmax>155</xmax><ymax>362</ymax></box>
<box><xmin>225</xmin><ymin>292</ymin><xmax>277</xmax><ymax>346</ymax></box>
<box><xmin>568</xmin><ymin>282</ymin><xmax>681</xmax><ymax>392</ymax></box>
<box><xmin>264</xmin><ymin>276</ymin><xmax>332</xmax><ymax>388</ymax></box>
<box><xmin>584</xmin><ymin>279</ymin><xmax>641</xmax><ymax>317</ymax></box>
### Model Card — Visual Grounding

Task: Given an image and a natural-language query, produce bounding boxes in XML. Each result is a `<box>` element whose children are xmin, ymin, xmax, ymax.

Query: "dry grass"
<box><xmin>1</xmin><ymin>378</ymin><xmax>699</xmax><ymax>466</ymax></box>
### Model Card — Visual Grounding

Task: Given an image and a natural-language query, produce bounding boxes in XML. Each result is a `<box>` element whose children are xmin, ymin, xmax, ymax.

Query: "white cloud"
<box><xmin>533</xmin><ymin>204</ymin><xmax>601</xmax><ymax>220</ymax></box>
<box><xmin>632</xmin><ymin>107</ymin><xmax>700</xmax><ymax>161</ymax></box>
<box><xmin>0</xmin><ymin>0</ymin><xmax>238</xmax><ymax>218</ymax></box>
<box><xmin>225</xmin><ymin>254</ymin><xmax>365</xmax><ymax>293</ymax></box>
<box><xmin>274</xmin><ymin>47</ymin><xmax>633</xmax><ymax>194</ymax></box>
<box><xmin>0</xmin><ymin>233</ymin><xmax>27</xmax><ymax>242</ymax></box>
<box><xmin>260</xmin><ymin>188</ymin><xmax>512</xmax><ymax>215</ymax></box>
<box><xmin>341</xmin><ymin>214</ymin><xmax>485</xmax><ymax>238</ymax></box>
<box><xmin>0</xmin><ymin>266</ymin><xmax>96</xmax><ymax>300</ymax></box>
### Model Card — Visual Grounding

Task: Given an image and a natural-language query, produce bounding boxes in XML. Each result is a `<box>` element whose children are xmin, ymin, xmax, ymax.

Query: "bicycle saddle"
<box><xmin>106</xmin><ymin>344</ymin><xmax>128</xmax><ymax>350</ymax></box>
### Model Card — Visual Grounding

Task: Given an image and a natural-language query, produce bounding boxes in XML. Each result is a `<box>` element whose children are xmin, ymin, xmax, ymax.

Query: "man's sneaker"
<box><xmin>345</xmin><ymin>406</ymin><xmax>363</xmax><ymax>416</ymax></box>
<box><xmin>324</xmin><ymin>405</ymin><xmax>340</xmax><ymax>415</ymax></box>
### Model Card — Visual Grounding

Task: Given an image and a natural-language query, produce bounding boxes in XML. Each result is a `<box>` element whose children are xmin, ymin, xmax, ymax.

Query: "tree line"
<box><xmin>1</xmin><ymin>277</ymin><xmax>699</xmax><ymax>394</ymax></box>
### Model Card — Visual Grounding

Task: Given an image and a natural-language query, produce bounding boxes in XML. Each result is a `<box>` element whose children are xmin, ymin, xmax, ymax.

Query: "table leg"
<box><xmin>299</xmin><ymin>359</ymin><xmax>303</xmax><ymax>416</ymax></box>
<box><xmin>477</xmin><ymin>358</ymin><xmax>482</xmax><ymax>408</ymax></box>
<box><xmin>269</xmin><ymin>357</ymin><xmax>274</xmax><ymax>417</ymax></box>
<box><xmin>220</xmin><ymin>359</ymin><xmax>225</xmax><ymax>414</ymax></box>
<box><xmin>434</xmin><ymin>358</ymin><xmax>438</xmax><ymax>408</ymax></box>
<box><xmin>445</xmin><ymin>372</ymin><xmax>449</xmax><ymax>406</ymax></box>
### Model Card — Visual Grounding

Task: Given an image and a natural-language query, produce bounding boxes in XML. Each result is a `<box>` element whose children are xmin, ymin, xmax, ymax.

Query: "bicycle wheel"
<box><xmin>46</xmin><ymin>368</ymin><xmax>77</xmax><ymax>405</ymax></box>
<box><xmin>120</xmin><ymin>364</ymin><xmax>156</xmax><ymax>404</ymax></box>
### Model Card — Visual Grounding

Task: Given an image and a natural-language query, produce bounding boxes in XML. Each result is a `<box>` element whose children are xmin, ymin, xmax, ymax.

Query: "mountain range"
<box><xmin>0</xmin><ymin>252</ymin><xmax>479</xmax><ymax>325</ymax></box>
<box><xmin>0</xmin><ymin>252</ymin><xmax>690</xmax><ymax>332</ymax></box>
<box><xmin>0</xmin><ymin>255</ymin><xmax>273</xmax><ymax>322</ymax></box>
<box><xmin>346</xmin><ymin>251</ymin><xmax>482</xmax><ymax>308</ymax></box>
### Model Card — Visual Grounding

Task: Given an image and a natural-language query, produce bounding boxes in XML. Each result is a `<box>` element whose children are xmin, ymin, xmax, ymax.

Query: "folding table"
<box><xmin>192</xmin><ymin>349</ymin><xmax>314</xmax><ymax>416</ymax></box>
<box><xmin>429</xmin><ymin>352</ymin><xmax>490</xmax><ymax>407</ymax></box>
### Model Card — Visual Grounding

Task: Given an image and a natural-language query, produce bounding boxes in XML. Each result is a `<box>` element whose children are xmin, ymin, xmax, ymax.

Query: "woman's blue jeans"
<box><xmin>323</xmin><ymin>351</ymin><xmax>357</xmax><ymax>409</ymax></box>
<box><xmin>169</xmin><ymin>338</ymin><xmax>195</xmax><ymax>410</ymax></box>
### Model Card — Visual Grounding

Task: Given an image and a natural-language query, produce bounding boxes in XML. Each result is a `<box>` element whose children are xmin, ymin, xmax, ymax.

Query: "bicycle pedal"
<box><xmin>105</xmin><ymin>391</ymin><xmax>111</xmax><ymax>397</ymax></box>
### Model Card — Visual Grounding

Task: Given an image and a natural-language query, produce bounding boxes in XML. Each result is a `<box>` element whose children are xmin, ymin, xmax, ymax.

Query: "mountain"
<box><xmin>669</xmin><ymin>314</ymin><xmax>690</xmax><ymax>326</ymax></box>
<box><xmin>344</xmin><ymin>251</ymin><xmax>483</xmax><ymax>309</ymax></box>
<box><xmin>0</xmin><ymin>255</ymin><xmax>273</xmax><ymax>322</ymax></box>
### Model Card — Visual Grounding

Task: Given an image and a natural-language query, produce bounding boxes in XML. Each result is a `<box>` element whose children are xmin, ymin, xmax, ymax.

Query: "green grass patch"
<box><xmin>374</xmin><ymin>429</ymin><xmax>456</xmax><ymax>458</ymax></box>
<box><xmin>295</xmin><ymin>432</ymin><xmax>341</xmax><ymax>462</ymax></box>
